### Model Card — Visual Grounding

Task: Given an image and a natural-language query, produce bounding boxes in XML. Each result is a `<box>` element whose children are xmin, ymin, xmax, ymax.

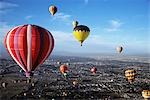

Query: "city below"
<box><xmin>0</xmin><ymin>55</ymin><xmax>150</xmax><ymax>99</ymax></box>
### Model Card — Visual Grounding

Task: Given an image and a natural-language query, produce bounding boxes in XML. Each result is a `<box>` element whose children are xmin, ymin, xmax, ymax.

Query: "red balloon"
<box><xmin>4</xmin><ymin>24</ymin><xmax>54</xmax><ymax>77</ymax></box>
<box><xmin>90</xmin><ymin>67</ymin><xmax>97</xmax><ymax>74</ymax></box>
<box><xmin>60</xmin><ymin>64</ymin><xmax>68</xmax><ymax>74</ymax></box>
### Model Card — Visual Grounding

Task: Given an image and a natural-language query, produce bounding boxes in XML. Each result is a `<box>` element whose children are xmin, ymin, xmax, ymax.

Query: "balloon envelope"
<box><xmin>142</xmin><ymin>90</ymin><xmax>150</xmax><ymax>99</ymax></box>
<box><xmin>4</xmin><ymin>24</ymin><xmax>54</xmax><ymax>77</ymax></box>
<box><xmin>125</xmin><ymin>69</ymin><xmax>136</xmax><ymax>83</ymax></box>
<box><xmin>72</xmin><ymin>21</ymin><xmax>78</xmax><ymax>28</ymax></box>
<box><xmin>91</xmin><ymin>67</ymin><xmax>97</xmax><ymax>73</ymax></box>
<box><xmin>49</xmin><ymin>5</ymin><xmax>57</xmax><ymax>15</ymax></box>
<box><xmin>116</xmin><ymin>46</ymin><xmax>123</xmax><ymax>53</ymax></box>
<box><xmin>73</xmin><ymin>25</ymin><xmax>90</xmax><ymax>46</ymax></box>
<box><xmin>60</xmin><ymin>64</ymin><xmax>68</xmax><ymax>74</ymax></box>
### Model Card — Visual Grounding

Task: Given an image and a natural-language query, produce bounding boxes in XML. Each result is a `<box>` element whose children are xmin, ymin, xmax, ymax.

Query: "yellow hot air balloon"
<box><xmin>116</xmin><ymin>46</ymin><xmax>123</xmax><ymax>53</ymax></box>
<box><xmin>142</xmin><ymin>90</ymin><xmax>150</xmax><ymax>99</ymax></box>
<box><xmin>125</xmin><ymin>69</ymin><xmax>136</xmax><ymax>83</ymax></box>
<box><xmin>72</xmin><ymin>21</ymin><xmax>78</xmax><ymax>28</ymax></box>
<box><xmin>73</xmin><ymin>25</ymin><xmax>90</xmax><ymax>46</ymax></box>
<box><xmin>49</xmin><ymin>5</ymin><xmax>57</xmax><ymax>16</ymax></box>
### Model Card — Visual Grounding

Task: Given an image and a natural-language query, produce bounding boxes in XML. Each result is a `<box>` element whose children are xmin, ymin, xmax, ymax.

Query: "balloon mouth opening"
<box><xmin>25</xmin><ymin>72</ymin><xmax>33</xmax><ymax>77</ymax></box>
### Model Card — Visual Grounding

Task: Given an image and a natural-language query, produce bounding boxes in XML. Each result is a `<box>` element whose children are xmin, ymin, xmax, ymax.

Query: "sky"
<box><xmin>0</xmin><ymin>0</ymin><xmax>149</xmax><ymax>58</ymax></box>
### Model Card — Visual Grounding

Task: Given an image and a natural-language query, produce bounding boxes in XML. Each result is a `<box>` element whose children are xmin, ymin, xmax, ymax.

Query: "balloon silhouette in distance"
<box><xmin>116</xmin><ymin>46</ymin><xmax>123</xmax><ymax>53</ymax></box>
<box><xmin>49</xmin><ymin>5</ymin><xmax>57</xmax><ymax>16</ymax></box>
<box><xmin>72</xmin><ymin>20</ymin><xmax>79</xmax><ymax>28</ymax></box>
<box><xmin>60</xmin><ymin>64</ymin><xmax>68</xmax><ymax>77</ymax></box>
<box><xmin>90</xmin><ymin>67</ymin><xmax>97</xmax><ymax>74</ymax></box>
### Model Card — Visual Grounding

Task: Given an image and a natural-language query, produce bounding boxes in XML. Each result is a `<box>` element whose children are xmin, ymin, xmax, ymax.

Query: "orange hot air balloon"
<box><xmin>125</xmin><ymin>69</ymin><xmax>136</xmax><ymax>83</ymax></box>
<box><xmin>60</xmin><ymin>64</ymin><xmax>68</xmax><ymax>74</ymax></box>
<box><xmin>142</xmin><ymin>90</ymin><xmax>150</xmax><ymax>99</ymax></box>
<box><xmin>90</xmin><ymin>67</ymin><xmax>97</xmax><ymax>74</ymax></box>
<box><xmin>49</xmin><ymin>5</ymin><xmax>57</xmax><ymax>16</ymax></box>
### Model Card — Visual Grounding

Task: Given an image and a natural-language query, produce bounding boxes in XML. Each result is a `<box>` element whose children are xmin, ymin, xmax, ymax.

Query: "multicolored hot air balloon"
<box><xmin>73</xmin><ymin>25</ymin><xmax>90</xmax><ymax>46</ymax></box>
<box><xmin>59</xmin><ymin>64</ymin><xmax>68</xmax><ymax>75</ymax></box>
<box><xmin>142</xmin><ymin>90</ymin><xmax>150</xmax><ymax>99</ymax></box>
<box><xmin>4</xmin><ymin>24</ymin><xmax>54</xmax><ymax>77</ymax></box>
<box><xmin>49</xmin><ymin>5</ymin><xmax>57</xmax><ymax>16</ymax></box>
<box><xmin>116</xmin><ymin>46</ymin><xmax>123</xmax><ymax>53</ymax></box>
<box><xmin>125</xmin><ymin>69</ymin><xmax>136</xmax><ymax>83</ymax></box>
<box><xmin>72</xmin><ymin>21</ymin><xmax>78</xmax><ymax>28</ymax></box>
<box><xmin>90</xmin><ymin>67</ymin><xmax>97</xmax><ymax>74</ymax></box>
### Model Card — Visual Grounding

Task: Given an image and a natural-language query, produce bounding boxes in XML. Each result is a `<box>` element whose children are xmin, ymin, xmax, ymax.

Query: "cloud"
<box><xmin>25</xmin><ymin>15</ymin><xmax>33</xmax><ymax>20</ymax></box>
<box><xmin>0</xmin><ymin>22</ymin><xmax>12</xmax><ymax>34</ymax></box>
<box><xmin>0</xmin><ymin>22</ymin><xmax>13</xmax><ymax>43</ymax></box>
<box><xmin>105</xmin><ymin>20</ymin><xmax>123</xmax><ymax>32</ymax></box>
<box><xmin>51</xmin><ymin>30</ymin><xmax>74</xmax><ymax>43</ymax></box>
<box><xmin>51</xmin><ymin>30</ymin><xmax>113</xmax><ymax>46</ymax></box>
<box><xmin>0</xmin><ymin>1</ymin><xmax>18</xmax><ymax>14</ymax></box>
<box><xmin>50</xmin><ymin>30</ymin><xmax>116</xmax><ymax>53</ymax></box>
<box><xmin>51</xmin><ymin>12</ymin><xmax>72</xmax><ymax>24</ymax></box>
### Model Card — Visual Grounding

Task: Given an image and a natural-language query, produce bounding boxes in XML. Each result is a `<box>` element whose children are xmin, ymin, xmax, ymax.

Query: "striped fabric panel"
<box><xmin>32</xmin><ymin>26</ymin><xmax>54</xmax><ymax>70</ymax></box>
<box><xmin>18</xmin><ymin>26</ymin><xmax>27</xmax><ymax>69</ymax></box>
<box><xmin>6</xmin><ymin>26</ymin><xmax>27</xmax><ymax>72</ymax></box>
<box><xmin>5</xmin><ymin>24</ymin><xmax>54</xmax><ymax>72</ymax></box>
<box><xmin>31</xmin><ymin>25</ymin><xmax>41</xmax><ymax>70</ymax></box>
<box><xmin>27</xmin><ymin>25</ymin><xmax>32</xmax><ymax>72</ymax></box>
<box><xmin>14</xmin><ymin>26</ymin><xmax>26</xmax><ymax>70</ymax></box>
<box><xmin>35</xmin><ymin>29</ymin><xmax>54</xmax><ymax>69</ymax></box>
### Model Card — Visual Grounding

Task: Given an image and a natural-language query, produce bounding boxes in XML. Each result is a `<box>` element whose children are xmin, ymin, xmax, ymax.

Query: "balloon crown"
<box><xmin>73</xmin><ymin>25</ymin><xmax>90</xmax><ymax>32</ymax></box>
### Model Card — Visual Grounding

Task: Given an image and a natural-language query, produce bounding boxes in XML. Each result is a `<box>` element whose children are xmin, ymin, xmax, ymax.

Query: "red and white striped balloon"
<box><xmin>4</xmin><ymin>24</ymin><xmax>54</xmax><ymax>77</ymax></box>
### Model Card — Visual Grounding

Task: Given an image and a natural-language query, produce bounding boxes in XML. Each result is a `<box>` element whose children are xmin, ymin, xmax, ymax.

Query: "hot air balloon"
<box><xmin>4</xmin><ymin>24</ymin><xmax>54</xmax><ymax>77</ymax></box>
<box><xmin>125</xmin><ymin>69</ymin><xmax>136</xmax><ymax>83</ymax></box>
<box><xmin>116</xmin><ymin>46</ymin><xmax>123</xmax><ymax>53</ymax></box>
<box><xmin>142</xmin><ymin>90</ymin><xmax>150</xmax><ymax>99</ymax></box>
<box><xmin>60</xmin><ymin>64</ymin><xmax>68</xmax><ymax>75</ymax></box>
<box><xmin>2</xmin><ymin>82</ymin><xmax>8</xmax><ymax>88</ymax></box>
<box><xmin>90</xmin><ymin>67</ymin><xmax>97</xmax><ymax>74</ymax></box>
<box><xmin>73</xmin><ymin>25</ymin><xmax>90</xmax><ymax>46</ymax></box>
<box><xmin>73</xmin><ymin>80</ymin><xmax>78</xmax><ymax>86</ymax></box>
<box><xmin>72</xmin><ymin>21</ymin><xmax>78</xmax><ymax>28</ymax></box>
<box><xmin>49</xmin><ymin>5</ymin><xmax>57</xmax><ymax>16</ymax></box>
